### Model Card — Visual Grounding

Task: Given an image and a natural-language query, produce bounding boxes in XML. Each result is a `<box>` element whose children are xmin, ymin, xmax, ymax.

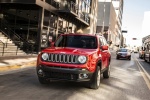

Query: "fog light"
<box><xmin>79</xmin><ymin>73</ymin><xmax>88</xmax><ymax>79</ymax></box>
<box><xmin>38</xmin><ymin>69</ymin><xmax>43</xmax><ymax>75</ymax></box>
<box><xmin>83</xmin><ymin>74</ymin><xmax>88</xmax><ymax>78</ymax></box>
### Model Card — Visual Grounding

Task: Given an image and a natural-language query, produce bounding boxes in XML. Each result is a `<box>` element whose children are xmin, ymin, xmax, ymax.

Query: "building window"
<box><xmin>43</xmin><ymin>10</ymin><xmax>50</xmax><ymax>26</ymax></box>
<box><xmin>45</xmin><ymin>0</ymin><xmax>60</xmax><ymax>8</ymax></box>
<box><xmin>50</xmin><ymin>13</ymin><xmax>57</xmax><ymax>28</ymax></box>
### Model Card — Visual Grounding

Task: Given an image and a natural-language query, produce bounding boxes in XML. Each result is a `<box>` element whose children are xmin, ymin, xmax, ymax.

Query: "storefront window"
<box><xmin>68</xmin><ymin>22</ymin><xmax>73</xmax><ymax>33</ymax></box>
<box><xmin>58</xmin><ymin>18</ymin><xmax>63</xmax><ymax>31</ymax></box>
<box><xmin>62</xmin><ymin>19</ymin><xmax>67</xmax><ymax>32</ymax></box>
<box><xmin>41</xmin><ymin>26</ymin><xmax>48</xmax><ymax>48</ymax></box>
<box><xmin>45</xmin><ymin>0</ymin><xmax>60</xmax><ymax>8</ymax></box>
<box><xmin>43</xmin><ymin>10</ymin><xmax>50</xmax><ymax>26</ymax></box>
<box><xmin>0</xmin><ymin>5</ymin><xmax>39</xmax><ymax>53</ymax></box>
<box><xmin>50</xmin><ymin>14</ymin><xmax>57</xmax><ymax>28</ymax></box>
<box><xmin>29</xmin><ymin>10</ymin><xmax>39</xmax><ymax>44</ymax></box>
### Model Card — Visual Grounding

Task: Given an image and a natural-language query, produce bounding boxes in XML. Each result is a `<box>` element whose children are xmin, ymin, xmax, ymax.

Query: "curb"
<box><xmin>136</xmin><ymin>59</ymin><xmax>150</xmax><ymax>81</ymax></box>
<box><xmin>0</xmin><ymin>61</ymin><xmax>36</xmax><ymax>72</ymax></box>
<box><xmin>135</xmin><ymin>57</ymin><xmax>150</xmax><ymax>90</ymax></box>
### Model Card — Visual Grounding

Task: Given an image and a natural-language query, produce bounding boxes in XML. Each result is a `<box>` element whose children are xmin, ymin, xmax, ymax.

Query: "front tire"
<box><xmin>128</xmin><ymin>56</ymin><xmax>131</xmax><ymax>60</ymax></box>
<box><xmin>89</xmin><ymin>66</ymin><xmax>101</xmax><ymax>89</ymax></box>
<box><xmin>38</xmin><ymin>77</ymin><xmax>49</xmax><ymax>84</ymax></box>
<box><xmin>116</xmin><ymin>56</ymin><xmax>119</xmax><ymax>59</ymax></box>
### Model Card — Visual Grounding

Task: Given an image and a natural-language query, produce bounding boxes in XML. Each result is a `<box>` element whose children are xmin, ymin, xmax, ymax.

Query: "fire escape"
<box><xmin>56</xmin><ymin>0</ymin><xmax>90</xmax><ymax>27</ymax></box>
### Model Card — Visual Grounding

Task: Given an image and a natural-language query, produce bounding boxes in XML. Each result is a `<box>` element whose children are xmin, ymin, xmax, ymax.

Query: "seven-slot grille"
<box><xmin>45</xmin><ymin>53</ymin><xmax>79</xmax><ymax>64</ymax></box>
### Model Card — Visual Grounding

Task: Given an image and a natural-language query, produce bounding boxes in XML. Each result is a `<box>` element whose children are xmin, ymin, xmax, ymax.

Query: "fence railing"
<box><xmin>58</xmin><ymin>1</ymin><xmax>78</xmax><ymax>14</ymax></box>
<box><xmin>50</xmin><ymin>1</ymin><xmax>90</xmax><ymax>24</ymax></box>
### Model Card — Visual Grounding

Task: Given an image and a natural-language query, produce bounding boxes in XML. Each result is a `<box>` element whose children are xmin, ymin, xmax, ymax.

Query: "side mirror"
<box><xmin>51</xmin><ymin>42</ymin><xmax>55</xmax><ymax>47</ymax></box>
<box><xmin>101</xmin><ymin>45</ymin><xmax>108</xmax><ymax>50</ymax></box>
<box><xmin>116</xmin><ymin>45</ymin><xmax>119</xmax><ymax>47</ymax></box>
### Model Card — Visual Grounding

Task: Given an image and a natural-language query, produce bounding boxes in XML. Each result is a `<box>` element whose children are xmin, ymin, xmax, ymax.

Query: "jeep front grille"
<box><xmin>46</xmin><ymin>53</ymin><xmax>79</xmax><ymax>64</ymax></box>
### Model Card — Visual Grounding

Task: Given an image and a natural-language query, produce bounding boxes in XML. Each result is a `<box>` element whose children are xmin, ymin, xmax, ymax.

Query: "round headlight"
<box><xmin>78</xmin><ymin>56</ymin><xmax>87</xmax><ymax>64</ymax></box>
<box><xmin>41</xmin><ymin>53</ymin><xmax>48</xmax><ymax>60</ymax></box>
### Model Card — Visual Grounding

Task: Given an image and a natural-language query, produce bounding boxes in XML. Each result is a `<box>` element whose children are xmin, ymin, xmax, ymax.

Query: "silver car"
<box><xmin>116</xmin><ymin>48</ymin><xmax>131</xmax><ymax>60</ymax></box>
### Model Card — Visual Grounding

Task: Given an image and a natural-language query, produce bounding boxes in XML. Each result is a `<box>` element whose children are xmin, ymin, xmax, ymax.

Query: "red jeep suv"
<box><xmin>36</xmin><ymin>33</ymin><xmax>111</xmax><ymax>89</ymax></box>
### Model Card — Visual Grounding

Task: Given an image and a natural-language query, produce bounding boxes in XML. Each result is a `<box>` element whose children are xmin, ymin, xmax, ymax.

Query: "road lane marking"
<box><xmin>134</xmin><ymin>55</ymin><xmax>150</xmax><ymax>90</ymax></box>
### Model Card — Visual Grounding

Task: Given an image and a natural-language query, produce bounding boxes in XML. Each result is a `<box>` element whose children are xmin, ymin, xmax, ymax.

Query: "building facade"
<box><xmin>0</xmin><ymin>0</ymin><xmax>98</xmax><ymax>53</ymax></box>
<box><xmin>96</xmin><ymin>0</ymin><xmax>124</xmax><ymax>50</ymax></box>
<box><xmin>142</xmin><ymin>11</ymin><xmax>150</xmax><ymax>37</ymax></box>
<box><xmin>112</xmin><ymin>0</ymin><xmax>124</xmax><ymax>46</ymax></box>
<box><xmin>97</xmin><ymin>0</ymin><xmax>116</xmax><ymax>43</ymax></box>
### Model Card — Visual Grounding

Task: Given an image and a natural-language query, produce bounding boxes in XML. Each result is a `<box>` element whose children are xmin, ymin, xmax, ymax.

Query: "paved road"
<box><xmin>134</xmin><ymin>53</ymin><xmax>150</xmax><ymax>78</ymax></box>
<box><xmin>0</xmin><ymin>52</ymin><xmax>150</xmax><ymax>100</ymax></box>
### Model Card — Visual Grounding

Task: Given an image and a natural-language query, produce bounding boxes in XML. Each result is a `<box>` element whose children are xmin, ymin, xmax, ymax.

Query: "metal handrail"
<box><xmin>0</xmin><ymin>40</ymin><xmax>5</xmax><ymax>56</ymax></box>
<box><xmin>0</xmin><ymin>20</ymin><xmax>34</xmax><ymax>54</ymax></box>
<box><xmin>0</xmin><ymin>29</ymin><xmax>10</xmax><ymax>48</ymax></box>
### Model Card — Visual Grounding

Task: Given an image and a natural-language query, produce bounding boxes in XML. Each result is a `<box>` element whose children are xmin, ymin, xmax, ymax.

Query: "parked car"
<box><xmin>36</xmin><ymin>33</ymin><xmax>111</xmax><ymax>89</ymax></box>
<box><xmin>139</xmin><ymin>49</ymin><xmax>145</xmax><ymax>59</ymax></box>
<box><xmin>142</xmin><ymin>35</ymin><xmax>150</xmax><ymax>62</ymax></box>
<box><xmin>116</xmin><ymin>48</ymin><xmax>131</xmax><ymax>60</ymax></box>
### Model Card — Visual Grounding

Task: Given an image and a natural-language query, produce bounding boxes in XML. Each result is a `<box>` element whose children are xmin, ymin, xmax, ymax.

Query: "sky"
<box><xmin>122</xmin><ymin>0</ymin><xmax>150</xmax><ymax>46</ymax></box>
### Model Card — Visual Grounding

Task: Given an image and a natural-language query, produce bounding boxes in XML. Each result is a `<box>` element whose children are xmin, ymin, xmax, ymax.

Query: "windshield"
<box><xmin>55</xmin><ymin>35</ymin><xmax>97</xmax><ymax>49</ymax></box>
<box><xmin>118</xmin><ymin>49</ymin><xmax>128</xmax><ymax>52</ymax></box>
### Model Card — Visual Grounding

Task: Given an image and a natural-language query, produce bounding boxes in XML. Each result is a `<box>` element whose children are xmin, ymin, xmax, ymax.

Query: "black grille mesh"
<box><xmin>47</xmin><ymin>53</ymin><xmax>79</xmax><ymax>64</ymax></box>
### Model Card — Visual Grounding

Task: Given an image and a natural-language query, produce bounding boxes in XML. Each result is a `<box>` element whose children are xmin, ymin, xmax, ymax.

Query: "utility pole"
<box><xmin>121</xmin><ymin>30</ymin><xmax>128</xmax><ymax>48</ymax></box>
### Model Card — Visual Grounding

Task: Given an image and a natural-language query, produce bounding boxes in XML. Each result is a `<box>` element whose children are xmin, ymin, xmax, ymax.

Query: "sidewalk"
<box><xmin>0</xmin><ymin>55</ymin><xmax>37</xmax><ymax>72</ymax></box>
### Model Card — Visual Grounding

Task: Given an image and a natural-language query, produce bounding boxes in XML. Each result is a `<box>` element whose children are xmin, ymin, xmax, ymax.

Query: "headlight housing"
<box><xmin>127</xmin><ymin>52</ymin><xmax>131</xmax><ymax>56</ymax></box>
<box><xmin>41</xmin><ymin>53</ymin><xmax>48</xmax><ymax>61</ymax></box>
<box><xmin>78</xmin><ymin>56</ymin><xmax>87</xmax><ymax>64</ymax></box>
<box><xmin>117</xmin><ymin>53</ymin><xmax>121</xmax><ymax>55</ymax></box>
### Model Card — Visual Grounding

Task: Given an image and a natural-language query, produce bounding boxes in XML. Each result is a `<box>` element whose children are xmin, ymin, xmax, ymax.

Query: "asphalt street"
<box><xmin>0</xmin><ymin>52</ymin><xmax>150</xmax><ymax>100</ymax></box>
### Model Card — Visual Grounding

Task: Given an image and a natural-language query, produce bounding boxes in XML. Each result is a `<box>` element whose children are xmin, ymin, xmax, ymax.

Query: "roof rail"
<box><xmin>68</xmin><ymin>33</ymin><xmax>74</xmax><ymax>34</ymax></box>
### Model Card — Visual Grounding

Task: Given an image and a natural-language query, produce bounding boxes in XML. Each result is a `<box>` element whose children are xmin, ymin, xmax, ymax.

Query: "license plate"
<box><xmin>122</xmin><ymin>55</ymin><xmax>126</xmax><ymax>57</ymax></box>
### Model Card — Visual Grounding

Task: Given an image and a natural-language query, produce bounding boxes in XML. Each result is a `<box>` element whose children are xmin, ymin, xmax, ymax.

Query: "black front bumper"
<box><xmin>36</xmin><ymin>65</ymin><xmax>93</xmax><ymax>82</ymax></box>
<box><xmin>117</xmin><ymin>55</ymin><xmax>131</xmax><ymax>58</ymax></box>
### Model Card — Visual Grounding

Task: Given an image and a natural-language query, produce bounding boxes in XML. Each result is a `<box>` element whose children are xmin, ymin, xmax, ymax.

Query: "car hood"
<box><xmin>41</xmin><ymin>47</ymin><xmax>97</xmax><ymax>55</ymax></box>
<box><xmin>117</xmin><ymin>52</ymin><xmax>128</xmax><ymax>54</ymax></box>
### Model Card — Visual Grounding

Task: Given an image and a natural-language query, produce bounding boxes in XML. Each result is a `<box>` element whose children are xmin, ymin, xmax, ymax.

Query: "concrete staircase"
<box><xmin>0</xmin><ymin>32</ymin><xmax>26</xmax><ymax>56</ymax></box>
